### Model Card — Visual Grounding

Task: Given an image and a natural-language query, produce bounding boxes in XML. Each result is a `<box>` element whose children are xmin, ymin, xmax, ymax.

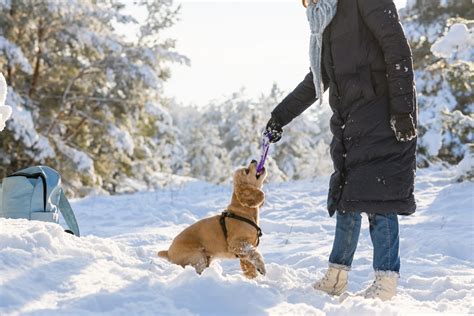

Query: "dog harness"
<box><xmin>220</xmin><ymin>211</ymin><xmax>263</xmax><ymax>246</ymax></box>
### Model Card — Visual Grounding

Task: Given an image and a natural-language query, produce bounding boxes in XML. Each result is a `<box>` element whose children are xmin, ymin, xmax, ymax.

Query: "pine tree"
<box><xmin>174</xmin><ymin>85</ymin><xmax>333</xmax><ymax>183</ymax></box>
<box><xmin>400</xmin><ymin>2</ymin><xmax>473</xmax><ymax>167</ymax></box>
<box><xmin>0</xmin><ymin>0</ymin><xmax>188</xmax><ymax>195</ymax></box>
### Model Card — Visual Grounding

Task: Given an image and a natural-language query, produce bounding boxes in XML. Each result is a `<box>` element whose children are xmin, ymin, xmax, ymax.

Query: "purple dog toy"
<box><xmin>256</xmin><ymin>132</ymin><xmax>271</xmax><ymax>175</ymax></box>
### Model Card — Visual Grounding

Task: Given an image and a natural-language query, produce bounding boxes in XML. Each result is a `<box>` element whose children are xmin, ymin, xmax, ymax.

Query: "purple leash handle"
<box><xmin>256</xmin><ymin>132</ymin><xmax>271</xmax><ymax>175</ymax></box>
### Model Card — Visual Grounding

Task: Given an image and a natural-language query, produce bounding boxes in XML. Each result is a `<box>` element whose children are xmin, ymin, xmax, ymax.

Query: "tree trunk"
<box><xmin>7</xmin><ymin>64</ymin><xmax>13</xmax><ymax>84</ymax></box>
<box><xmin>28</xmin><ymin>19</ymin><xmax>45</xmax><ymax>98</ymax></box>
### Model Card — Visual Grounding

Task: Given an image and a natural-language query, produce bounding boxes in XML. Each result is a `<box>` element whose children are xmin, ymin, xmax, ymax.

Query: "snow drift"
<box><xmin>0</xmin><ymin>167</ymin><xmax>473</xmax><ymax>315</ymax></box>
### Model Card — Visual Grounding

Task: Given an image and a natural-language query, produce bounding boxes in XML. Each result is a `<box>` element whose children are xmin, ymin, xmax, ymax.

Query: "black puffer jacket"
<box><xmin>272</xmin><ymin>0</ymin><xmax>417</xmax><ymax>216</ymax></box>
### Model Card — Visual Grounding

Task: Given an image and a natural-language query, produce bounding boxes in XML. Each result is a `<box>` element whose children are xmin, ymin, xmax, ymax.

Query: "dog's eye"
<box><xmin>245</xmin><ymin>168</ymin><xmax>249</xmax><ymax>174</ymax></box>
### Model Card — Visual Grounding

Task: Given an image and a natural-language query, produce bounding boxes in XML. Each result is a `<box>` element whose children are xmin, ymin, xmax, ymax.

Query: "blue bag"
<box><xmin>0</xmin><ymin>166</ymin><xmax>80</xmax><ymax>236</ymax></box>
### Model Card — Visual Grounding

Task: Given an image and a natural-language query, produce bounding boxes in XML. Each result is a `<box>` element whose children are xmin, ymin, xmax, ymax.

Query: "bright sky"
<box><xmin>159</xmin><ymin>0</ymin><xmax>407</xmax><ymax>107</ymax></box>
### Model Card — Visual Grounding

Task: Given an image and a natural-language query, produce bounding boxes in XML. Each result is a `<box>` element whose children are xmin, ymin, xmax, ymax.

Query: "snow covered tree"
<box><xmin>266</xmin><ymin>86</ymin><xmax>333</xmax><ymax>180</ymax></box>
<box><xmin>0</xmin><ymin>73</ymin><xmax>12</xmax><ymax>131</ymax></box>
<box><xmin>0</xmin><ymin>0</ymin><xmax>188</xmax><ymax>195</ymax></box>
<box><xmin>172</xmin><ymin>85</ymin><xmax>333</xmax><ymax>183</ymax></box>
<box><xmin>184</xmin><ymin>108</ymin><xmax>232</xmax><ymax>184</ymax></box>
<box><xmin>400</xmin><ymin>3</ymin><xmax>473</xmax><ymax>168</ymax></box>
<box><xmin>274</xmin><ymin>110</ymin><xmax>332</xmax><ymax>180</ymax></box>
<box><xmin>406</xmin><ymin>0</ymin><xmax>472</xmax><ymax>10</ymax></box>
<box><xmin>207</xmin><ymin>88</ymin><xmax>289</xmax><ymax>183</ymax></box>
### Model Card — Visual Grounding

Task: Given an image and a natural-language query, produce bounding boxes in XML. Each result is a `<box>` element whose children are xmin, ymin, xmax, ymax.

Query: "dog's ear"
<box><xmin>235</xmin><ymin>184</ymin><xmax>265</xmax><ymax>208</ymax></box>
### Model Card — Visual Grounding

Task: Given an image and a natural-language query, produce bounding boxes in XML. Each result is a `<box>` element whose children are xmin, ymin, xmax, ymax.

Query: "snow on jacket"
<box><xmin>272</xmin><ymin>0</ymin><xmax>417</xmax><ymax>216</ymax></box>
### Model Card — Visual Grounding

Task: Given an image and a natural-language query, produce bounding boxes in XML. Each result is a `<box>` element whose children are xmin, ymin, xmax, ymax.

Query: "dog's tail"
<box><xmin>157</xmin><ymin>250</ymin><xmax>169</xmax><ymax>260</ymax></box>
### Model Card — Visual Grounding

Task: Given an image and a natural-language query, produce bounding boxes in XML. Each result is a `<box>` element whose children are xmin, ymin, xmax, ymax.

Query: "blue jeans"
<box><xmin>329</xmin><ymin>210</ymin><xmax>400</xmax><ymax>273</ymax></box>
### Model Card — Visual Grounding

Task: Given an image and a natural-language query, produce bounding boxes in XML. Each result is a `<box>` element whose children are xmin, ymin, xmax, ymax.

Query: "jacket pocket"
<box><xmin>357</xmin><ymin>64</ymin><xmax>377</xmax><ymax>101</ymax></box>
<box><xmin>338</xmin><ymin>76</ymin><xmax>364</xmax><ymax>107</ymax></box>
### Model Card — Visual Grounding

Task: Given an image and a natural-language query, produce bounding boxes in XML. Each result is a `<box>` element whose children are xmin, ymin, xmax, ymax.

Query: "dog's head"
<box><xmin>232</xmin><ymin>160</ymin><xmax>267</xmax><ymax>208</ymax></box>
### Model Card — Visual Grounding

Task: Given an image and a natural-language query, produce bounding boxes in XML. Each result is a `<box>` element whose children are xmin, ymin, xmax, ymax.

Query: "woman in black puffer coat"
<box><xmin>264</xmin><ymin>0</ymin><xmax>417</xmax><ymax>300</ymax></box>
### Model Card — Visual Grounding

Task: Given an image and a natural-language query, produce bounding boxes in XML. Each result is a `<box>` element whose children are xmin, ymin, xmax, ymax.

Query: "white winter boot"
<box><xmin>313</xmin><ymin>264</ymin><xmax>349</xmax><ymax>296</ymax></box>
<box><xmin>363</xmin><ymin>271</ymin><xmax>398</xmax><ymax>301</ymax></box>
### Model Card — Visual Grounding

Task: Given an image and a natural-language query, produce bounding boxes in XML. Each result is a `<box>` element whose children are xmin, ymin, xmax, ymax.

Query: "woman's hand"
<box><xmin>265</xmin><ymin>116</ymin><xmax>283</xmax><ymax>143</ymax></box>
<box><xmin>390</xmin><ymin>114</ymin><xmax>417</xmax><ymax>142</ymax></box>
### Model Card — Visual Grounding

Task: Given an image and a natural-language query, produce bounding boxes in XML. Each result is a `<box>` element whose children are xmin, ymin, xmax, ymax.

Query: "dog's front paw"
<box><xmin>255</xmin><ymin>260</ymin><xmax>266</xmax><ymax>276</ymax></box>
<box><xmin>244</xmin><ymin>268</ymin><xmax>259</xmax><ymax>279</ymax></box>
<box><xmin>240</xmin><ymin>259</ymin><xmax>258</xmax><ymax>279</ymax></box>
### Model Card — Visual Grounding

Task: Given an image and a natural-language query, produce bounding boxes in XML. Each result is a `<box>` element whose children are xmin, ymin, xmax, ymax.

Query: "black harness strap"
<box><xmin>219</xmin><ymin>211</ymin><xmax>263</xmax><ymax>246</ymax></box>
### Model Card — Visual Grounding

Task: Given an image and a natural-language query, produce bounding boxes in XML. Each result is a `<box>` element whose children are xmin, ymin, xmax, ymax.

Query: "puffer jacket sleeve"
<box><xmin>271</xmin><ymin>69</ymin><xmax>329</xmax><ymax>127</ymax></box>
<box><xmin>357</xmin><ymin>0</ymin><xmax>416</xmax><ymax>115</ymax></box>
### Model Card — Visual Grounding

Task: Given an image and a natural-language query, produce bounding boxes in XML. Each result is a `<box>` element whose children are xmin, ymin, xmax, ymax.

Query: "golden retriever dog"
<box><xmin>158</xmin><ymin>160</ymin><xmax>267</xmax><ymax>279</ymax></box>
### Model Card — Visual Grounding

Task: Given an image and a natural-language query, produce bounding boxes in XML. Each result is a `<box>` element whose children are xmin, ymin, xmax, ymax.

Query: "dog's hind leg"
<box><xmin>169</xmin><ymin>246</ymin><xmax>210</xmax><ymax>275</ymax></box>
<box><xmin>191</xmin><ymin>254</ymin><xmax>209</xmax><ymax>275</ymax></box>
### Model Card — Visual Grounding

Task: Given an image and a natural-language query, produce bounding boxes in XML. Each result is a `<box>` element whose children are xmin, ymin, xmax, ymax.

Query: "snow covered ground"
<box><xmin>1</xmin><ymin>167</ymin><xmax>473</xmax><ymax>315</ymax></box>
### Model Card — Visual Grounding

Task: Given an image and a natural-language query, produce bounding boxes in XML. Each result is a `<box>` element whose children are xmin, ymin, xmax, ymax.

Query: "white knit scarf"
<box><xmin>306</xmin><ymin>0</ymin><xmax>338</xmax><ymax>104</ymax></box>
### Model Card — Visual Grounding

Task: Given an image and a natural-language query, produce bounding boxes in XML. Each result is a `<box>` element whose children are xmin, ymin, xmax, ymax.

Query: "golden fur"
<box><xmin>157</xmin><ymin>161</ymin><xmax>267</xmax><ymax>278</ymax></box>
